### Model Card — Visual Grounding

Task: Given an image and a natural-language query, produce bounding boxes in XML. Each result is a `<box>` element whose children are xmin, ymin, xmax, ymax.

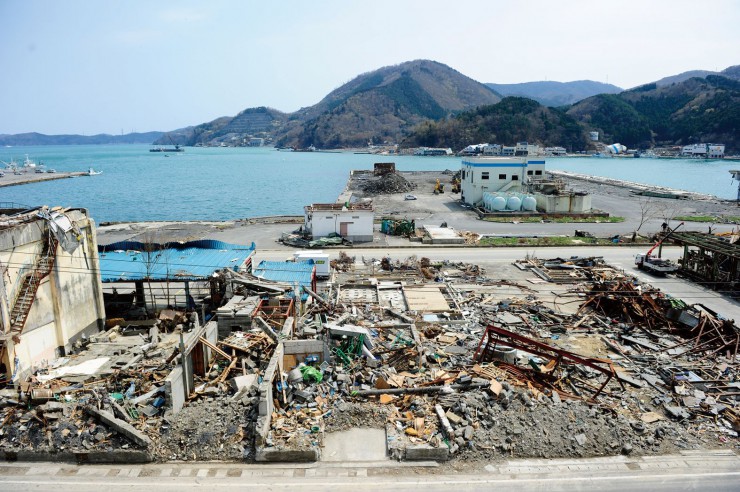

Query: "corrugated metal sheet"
<box><xmin>98</xmin><ymin>240</ymin><xmax>255</xmax><ymax>282</ymax></box>
<box><xmin>253</xmin><ymin>260</ymin><xmax>315</xmax><ymax>288</ymax></box>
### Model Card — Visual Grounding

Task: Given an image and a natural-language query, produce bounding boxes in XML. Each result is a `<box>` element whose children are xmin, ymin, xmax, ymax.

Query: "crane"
<box><xmin>634</xmin><ymin>222</ymin><xmax>684</xmax><ymax>275</ymax></box>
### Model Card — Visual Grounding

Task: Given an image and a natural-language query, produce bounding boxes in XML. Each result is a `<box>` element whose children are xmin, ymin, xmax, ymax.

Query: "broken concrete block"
<box><xmin>231</xmin><ymin>374</ymin><xmax>258</xmax><ymax>392</ymax></box>
<box><xmin>86</xmin><ymin>408</ymin><xmax>151</xmax><ymax>448</ymax></box>
<box><xmin>445</xmin><ymin>411</ymin><xmax>462</xmax><ymax>425</ymax></box>
<box><xmin>463</xmin><ymin>426</ymin><xmax>474</xmax><ymax>440</ymax></box>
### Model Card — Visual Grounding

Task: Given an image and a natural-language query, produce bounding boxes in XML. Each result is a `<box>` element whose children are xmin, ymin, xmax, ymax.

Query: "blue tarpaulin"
<box><xmin>98</xmin><ymin>240</ymin><xmax>255</xmax><ymax>282</ymax></box>
<box><xmin>253</xmin><ymin>260</ymin><xmax>315</xmax><ymax>298</ymax></box>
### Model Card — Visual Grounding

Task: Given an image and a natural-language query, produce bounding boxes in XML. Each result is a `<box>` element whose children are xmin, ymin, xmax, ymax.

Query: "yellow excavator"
<box><xmin>451</xmin><ymin>177</ymin><xmax>461</xmax><ymax>193</ymax></box>
<box><xmin>434</xmin><ymin>179</ymin><xmax>445</xmax><ymax>194</ymax></box>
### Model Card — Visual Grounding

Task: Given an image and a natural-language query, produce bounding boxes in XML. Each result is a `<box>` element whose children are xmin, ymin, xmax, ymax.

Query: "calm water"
<box><xmin>0</xmin><ymin>145</ymin><xmax>736</xmax><ymax>222</ymax></box>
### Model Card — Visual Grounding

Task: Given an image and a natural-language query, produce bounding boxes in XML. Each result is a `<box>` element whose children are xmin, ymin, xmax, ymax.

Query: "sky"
<box><xmin>1</xmin><ymin>0</ymin><xmax>738</xmax><ymax>135</ymax></box>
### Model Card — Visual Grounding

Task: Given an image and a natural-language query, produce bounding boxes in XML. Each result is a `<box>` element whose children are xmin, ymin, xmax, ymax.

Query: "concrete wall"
<box><xmin>0</xmin><ymin>210</ymin><xmax>106</xmax><ymax>379</ymax></box>
<box><xmin>164</xmin><ymin>366</ymin><xmax>186</xmax><ymax>413</ymax></box>
<box><xmin>535</xmin><ymin>193</ymin><xmax>592</xmax><ymax>213</ymax></box>
<box><xmin>306</xmin><ymin>210</ymin><xmax>374</xmax><ymax>242</ymax></box>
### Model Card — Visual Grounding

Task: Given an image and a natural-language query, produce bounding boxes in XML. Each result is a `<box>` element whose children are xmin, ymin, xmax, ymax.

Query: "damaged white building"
<box><xmin>0</xmin><ymin>206</ymin><xmax>105</xmax><ymax>381</ymax></box>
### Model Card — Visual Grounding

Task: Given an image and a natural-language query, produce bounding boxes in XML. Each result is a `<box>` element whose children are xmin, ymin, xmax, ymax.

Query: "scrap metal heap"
<box><xmin>1</xmin><ymin>254</ymin><xmax>737</xmax><ymax>462</ymax></box>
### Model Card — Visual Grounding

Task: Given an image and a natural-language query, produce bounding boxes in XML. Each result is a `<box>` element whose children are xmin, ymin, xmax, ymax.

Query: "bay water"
<box><xmin>0</xmin><ymin>145</ymin><xmax>736</xmax><ymax>222</ymax></box>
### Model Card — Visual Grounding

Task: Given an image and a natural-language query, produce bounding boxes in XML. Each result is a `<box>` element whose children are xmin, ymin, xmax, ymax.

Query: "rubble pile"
<box><xmin>361</xmin><ymin>172</ymin><xmax>415</xmax><ymax>195</ymax></box>
<box><xmin>0</xmin><ymin>313</ymin><xmax>279</xmax><ymax>461</ymax></box>
<box><xmin>153</xmin><ymin>397</ymin><xmax>256</xmax><ymax>461</ymax></box>
<box><xmin>255</xmin><ymin>253</ymin><xmax>737</xmax><ymax>461</ymax></box>
<box><xmin>2</xmin><ymin>251</ymin><xmax>737</xmax><ymax>464</ymax></box>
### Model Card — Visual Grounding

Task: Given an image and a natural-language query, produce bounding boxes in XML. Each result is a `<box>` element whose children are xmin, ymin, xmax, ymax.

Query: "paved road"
<box><xmin>0</xmin><ymin>451</ymin><xmax>737</xmax><ymax>491</ymax></box>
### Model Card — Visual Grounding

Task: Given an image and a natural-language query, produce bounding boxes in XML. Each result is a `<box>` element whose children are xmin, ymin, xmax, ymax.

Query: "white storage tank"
<box><xmin>522</xmin><ymin>195</ymin><xmax>537</xmax><ymax>211</ymax></box>
<box><xmin>492</xmin><ymin>196</ymin><xmax>507</xmax><ymax>211</ymax></box>
<box><xmin>506</xmin><ymin>196</ymin><xmax>521</xmax><ymax>211</ymax></box>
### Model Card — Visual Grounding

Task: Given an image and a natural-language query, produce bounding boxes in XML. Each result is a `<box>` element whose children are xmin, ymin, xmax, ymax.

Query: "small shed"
<box><xmin>304</xmin><ymin>202</ymin><xmax>374</xmax><ymax>243</ymax></box>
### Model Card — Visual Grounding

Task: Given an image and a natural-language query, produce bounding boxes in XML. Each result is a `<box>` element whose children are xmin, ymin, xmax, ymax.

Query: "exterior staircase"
<box><xmin>4</xmin><ymin>234</ymin><xmax>58</xmax><ymax>343</ymax></box>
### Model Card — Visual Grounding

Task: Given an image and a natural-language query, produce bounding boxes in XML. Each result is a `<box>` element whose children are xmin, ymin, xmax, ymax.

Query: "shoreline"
<box><xmin>548</xmin><ymin>169</ymin><xmax>725</xmax><ymax>202</ymax></box>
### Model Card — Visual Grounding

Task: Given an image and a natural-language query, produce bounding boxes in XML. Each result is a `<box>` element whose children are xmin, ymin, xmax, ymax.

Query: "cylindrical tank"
<box><xmin>522</xmin><ymin>195</ymin><xmax>537</xmax><ymax>211</ymax></box>
<box><xmin>506</xmin><ymin>196</ymin><xmax>521</xmax><ymax>211</ymax></box>
<box><xmin>492</xmin><ymin>196</ymin><xmax>507</xmax><ymax>211</ymax></box>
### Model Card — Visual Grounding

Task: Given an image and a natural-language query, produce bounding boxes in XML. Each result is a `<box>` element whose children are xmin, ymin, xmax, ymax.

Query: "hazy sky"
<box><xmin>1</xmin><ymin>0</ymin><xmax>738</xmax><ymax>135</ymax></box>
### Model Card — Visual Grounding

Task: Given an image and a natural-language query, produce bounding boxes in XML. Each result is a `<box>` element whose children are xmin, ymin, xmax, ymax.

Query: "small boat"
<box><xmin>86</xmin><ymin>167</ymin><xmax>103</xmax><ymax>176</ymax></box>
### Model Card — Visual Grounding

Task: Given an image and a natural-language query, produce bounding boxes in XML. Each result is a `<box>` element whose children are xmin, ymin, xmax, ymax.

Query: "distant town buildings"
<box><xmin>413</xmin><ymin>147</ymin><xmax>453</xmax><ymax>156</ymax></box>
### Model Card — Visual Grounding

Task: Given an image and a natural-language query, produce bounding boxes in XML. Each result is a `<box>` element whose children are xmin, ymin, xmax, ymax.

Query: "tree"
<box><xmin>634</xmin><ymin>198</ymin><xmax>661</xmax><ymax>240</ymax></box>
<box><xmin>140</xmin><ymin>232</ymin><xmax>164</xmax><ymax>314</ymax></box>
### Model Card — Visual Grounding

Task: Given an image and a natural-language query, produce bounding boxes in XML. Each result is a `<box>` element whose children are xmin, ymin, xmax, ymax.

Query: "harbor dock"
<box><xmin>0</xmin><ymin>171</ymin><xmax>88</xmax><ymax>188</ymax></box>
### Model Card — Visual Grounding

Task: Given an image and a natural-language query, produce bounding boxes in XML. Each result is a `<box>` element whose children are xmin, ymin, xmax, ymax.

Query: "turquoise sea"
<box><xmin>0</xmin><ymin>145</ymin><xmax>736</xmax><ymax>222</ymax></box>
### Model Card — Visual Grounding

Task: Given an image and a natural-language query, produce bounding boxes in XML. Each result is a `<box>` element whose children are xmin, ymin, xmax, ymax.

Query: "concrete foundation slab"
<box><xmin>322</xmin><ymin>428</ymin><xmax>387</xmax><ymax>462</ymax></box>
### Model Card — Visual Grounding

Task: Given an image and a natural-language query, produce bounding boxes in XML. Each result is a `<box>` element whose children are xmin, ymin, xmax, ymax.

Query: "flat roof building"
<box><xmin>460</xmin><ymin>157</ymin><xmax>546</xmax><ymax>206</ymax></box>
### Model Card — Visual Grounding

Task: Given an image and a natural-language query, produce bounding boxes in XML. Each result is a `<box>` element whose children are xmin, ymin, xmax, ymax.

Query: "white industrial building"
<box><xmin>304</xmin><ymin>202</ymin><xmax>374</xmax><ymax>243</ymax></box>
<box><xmin>681</xmin><ymin>143</ymin><xmax>725</xmax><ymax>159</ymax></box>
<box><xmin>460</xmin><ymin>157</ymin><xmax>546</xmax><ymax>206</ymax></box>
<box><xmin>0</xmin><ymin>206</ymin><xmax>106</xmax><ymax>381</ymax></box>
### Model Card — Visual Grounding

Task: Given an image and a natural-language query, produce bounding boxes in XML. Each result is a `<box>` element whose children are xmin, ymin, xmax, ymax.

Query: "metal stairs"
<box><xmin>4</xmin><ymin>234</ymin><xmax>58</xmax><ymax>343</ymax></box>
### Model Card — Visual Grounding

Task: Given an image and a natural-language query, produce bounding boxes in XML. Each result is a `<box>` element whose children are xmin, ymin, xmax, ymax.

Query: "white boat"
<box><xmin>86</xmin><ymin>167</ymin><xmax>103</xmax><ymax>176</ymax></box>
<box><xmin>23</xmin><ymin>154</ymin><xmax>38</xmax><ymax>170</ymax></box>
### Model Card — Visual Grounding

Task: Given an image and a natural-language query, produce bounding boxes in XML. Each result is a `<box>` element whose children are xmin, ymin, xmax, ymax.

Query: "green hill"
<box><xmin>568</xmin><ymin>74</ymin><xmax>740</xmax><ymax>149</ymax></box>
<box><xmin>401</xmin><ymin>97</ymin><xmax>588</xmax><ymax>151</ymax></box>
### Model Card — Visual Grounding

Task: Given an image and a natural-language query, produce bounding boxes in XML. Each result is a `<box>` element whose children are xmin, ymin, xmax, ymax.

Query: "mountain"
<box><xmin>275</xmin><ymin>60</ymin><xmax>501</xmax><ymax>148</ymax></box>
<box><xmin>486</xmin><ymin>80</ymin><xmax>622</xmax><ymax>107</ymax></box>
<box><xmin>401</xmin><ymin>97</ymin><xmax>589</xmax><ymax>151</ymax></box>
<box><xmin>651</xmin><ymin>66</ymin><xmax>740</xmax><ymax>87</ymax></box>
<box><xmin>156</xmin><ymin>107</ymin><xmax>288</xmax><ymax>146</ymax></box>
<box><xmin>0</xmin><ymin>131</ymin><xmax>164</xmax><ymax>146</ymax></box>
<box><xmin>567</xmin><ymin>74</ymin><xmax>740</xmax><ymax>149</ymax></box>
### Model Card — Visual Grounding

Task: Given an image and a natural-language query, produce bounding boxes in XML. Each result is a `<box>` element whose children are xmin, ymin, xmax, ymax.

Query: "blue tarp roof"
<box><xmin>98</xmin><ymin>240</ymin><xmax>255</xmax><ymax>282</ymax></box>
<box><xmin>253</xmin><ymin>260</ymin><xmax>315</xmax><ymax>289</ymax></box>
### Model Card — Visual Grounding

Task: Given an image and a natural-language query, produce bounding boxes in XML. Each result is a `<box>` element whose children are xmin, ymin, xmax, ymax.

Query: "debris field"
<box><xmin>1</xmin><ymin>253</ymin><xmax>737</xmax><ymax>463</ymax></box>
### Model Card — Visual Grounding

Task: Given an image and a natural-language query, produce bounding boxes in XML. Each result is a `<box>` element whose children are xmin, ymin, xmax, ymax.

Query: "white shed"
<box><xmin>304</xmin><ymin>202</ymin><xmax>374</xmax><ymax>243</ymax></box>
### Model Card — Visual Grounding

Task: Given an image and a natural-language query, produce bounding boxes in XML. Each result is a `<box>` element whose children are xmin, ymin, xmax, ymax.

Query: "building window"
<box><xmin>511</xmin><ymin>175</ymin><xmax>519</xmax><ymax>181</ymax></box>
<box><xmin>326</xmin><ymin>216</ymin><xmax>333</xmax><ymax>219</ymax></box>
<box><xmin>482</xmin><ymin>172</ymin><xmax>489</xmax><ymax>180</ymax></box>
<box><xmin>462</xmin><ymin>170</ymin><xmax>466</xmax><ymax>180</ymax></box>
<box><xmin>352</xmin><ymin>216</ymin><xmax>359</xmax><ymax>219</ymax></box>
<box><xmin>535</xmin><ymin>170</ymin><xmax>543</xmax><ymax>176</ymax></box>
<box><xmin>499</xmin><ymin>174</ymin><xmax>506</xmax><ymax>180</ymax></box>
<box><xmin>527</xmin><ymin>170</ymin><xmax>533</xmax><ymax>176</ymax></box>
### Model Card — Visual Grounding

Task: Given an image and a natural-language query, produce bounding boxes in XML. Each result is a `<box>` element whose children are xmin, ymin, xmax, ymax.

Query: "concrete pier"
<box><xmin>0</xmin><ymin>171</ymin><xmax>87</xmax><ymax>188</ymax></box>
